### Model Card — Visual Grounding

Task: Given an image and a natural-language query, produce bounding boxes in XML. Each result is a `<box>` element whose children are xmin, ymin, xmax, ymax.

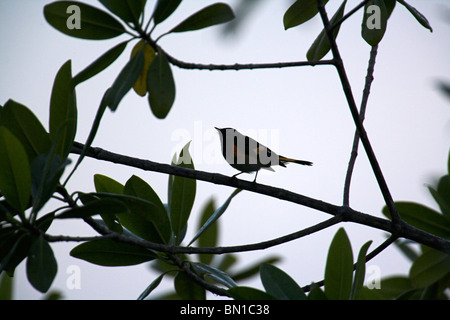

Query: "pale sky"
<box><xmin>1</xmin><ymin>0</ymin><xmax>449</xmax><ymax>299</ymax></box>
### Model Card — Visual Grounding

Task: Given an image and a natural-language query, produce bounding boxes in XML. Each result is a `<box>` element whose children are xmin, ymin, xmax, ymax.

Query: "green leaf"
<box><xmin>231</xmin><ymin>256</ymin><xmax>281</xmax><ymax>282</ymax></box>
<box><xmin>307</xmin><ymin>282</ymin><xmax>328</xmax><ymax>300</ymax></box>
<box><xmin>350</xmin><ymin>240</ymin><xmax>372</xmax><ymax>300</ymax></box>
<box><xmin>324</xmin><ymin>228</ymin><xmax>353</xmax><ymax>300</ymax></box>
<box><xmin>137</xmin><ymin>273</ymin><xmax>165</xmax><ymax>300</ymax></box>
<box><xmin>70</xmin><ymin>238</ymin><xmax>156</xmax><ymax>266</ymax></box>
<box><xmin>0</xmin><ymin>232</ymin><xmax>32</xmax><ymax>276</ymax></box>
<box><xmin>72</xmin><ymin>41</ymin><xmax>128</xmax><ymax>86</ymax></box>
<box><xmin>169</xmin><ymin>142</ymin><xmax>196</xmax><ymax>244</ymax></box>
<box><xmin>30</xmin><ymin>153</ymin><xmax>69</xmax><ymax>214</ymax></box>
<box><xmin>99</xmin><ymin>0</ymin><xmax>146</xmax><ymax>25</ymax></box>
<box><xmin>57</xmin><ymin>198</ymin><xmax>128</xmax><ymax>219</ymax></box>
<box><xmin>196</xmin><ymin>198</ymin><xmax>217</xmax><ymax>265</ymax></box>
<box><xmin>131</xmin><ymin>40</ymin><xmax>156</xmax><ymax>97</ymax></box>
<box><xmin>174</xmin><ymin>271</ymin><xmax>206</xmax><ymax>300</ymax></box>
<box><xmin>26</xmin><ymin>236</ymin><xmax>57</xmax><ymax>293</ymax></box>
<box><xmin>0</xmin><ymin>127</ymin><xmax>31</xmax><ymax>212</ymax></box>
<box><xmin>306</xmin><ymin>0</ymin><xmax>346</xmax><ymax>61</ymax></box>
<box><xmin>0</xmin><ymin>100</ymin><xmax>51</xmax><ymax>161</ymax></box>
<box><xmin>94</xmin><ymin>174</ymin><xmax>124</xmax><ymax>194</ymax></box>
<box><xmin>260</xmin><ymin>264</ymin><xmax>306</xmax><ymax>300</ymax></box>
<box><xmin>361</xmin><ymin>0</ymin><xmax>388</xmax><ymax>46</ymax></box>
<box><xmin>168</xmin><ymin>2</ymin><xmax>234</xmax><ymax>33</ymax></box>
<box><xmin>49</xmin><ymin>60</ymin><xmax>77</xmax><ymax>160</ymax></box>
<box><xmin>188</xmin><ymin>189</ymin><xmax>241</xmax><ymax>247</ymax></box>
<box><xmin>44</xmin><ymin>1</ymin><xmax>126</xmax><ymax>40</ymax></box>
<box><xmin>147</xmin><ymin>49</ymin><xmax>176</xmax><ymax>119</ymax></box>
<box><xmin>428</xmin><ymin>175</ymin><xmax>450</xmax><ymax>218</ymax></box>
<box><xmin>103</xmin><ymin>48</ymin><xmax>145</xmax><ymax>111</ymax></box>
<box><xmin>124</xmin><ymin>175</ymin><xmax>171</xmax><ymax>243</ymax></box>
<box><xmin>191</xmin><ymin>262</ymin><xmax>237</xmax><ymax>289</ymax></box>
<box><xmin>283</xmin><ymin>0</ymin><xmax>329</xmax><ymax>30</ymax></box>
<box><xmin>398</xmin><ymin>0</ymin><xmax>432</xmax><ymax>32</ymax></box>
<box><xmin>152</xmin><ymin>0</ymin><xmax>182</xmax><ymax>25</ymax></box>
<box><xmin>0</xmin><ymin>272</ymin><xmax>13</xmax><ymax>300</ymax></box>
<box><xmin>382</xmin><ymin>202</ymin><xmax>450</xmax><ymax>239</ymax></box>
<box><xmin>227</xmin><ymin>286</ymin><xmax>276</xmax><ymax>300</ymax></box>
<box><xmin>409</xmin><ymin>248</ymin><xmax>450</xmax><ymax>288</ymax></box>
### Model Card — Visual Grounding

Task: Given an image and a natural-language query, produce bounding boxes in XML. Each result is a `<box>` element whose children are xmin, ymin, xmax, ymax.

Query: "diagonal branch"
<box><xmin>316</xmin><ymin>0</ymin><xmax>401</xmax><ymax>226</ymax></box>
<box><xmin>343</xmin><ymin>45</ymin><xmax>378</xmax><ymax>206</ymax></box>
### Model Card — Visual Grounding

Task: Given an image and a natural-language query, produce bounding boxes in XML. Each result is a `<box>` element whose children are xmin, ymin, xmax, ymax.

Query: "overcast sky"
<box><xmin>1</xmin><ymin>0</ymin><xmax>449</xmax><ymax>299</ymax></box>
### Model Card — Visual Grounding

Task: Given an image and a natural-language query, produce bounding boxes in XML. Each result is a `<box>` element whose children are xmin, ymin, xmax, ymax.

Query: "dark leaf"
<box><xmin>169</xmin><ymin>3</ymin><xmax>235</xmax><ymax>33</ymax></box>
<box><xmin>260</xmin><ymin>264</ymin><xmax>306</xmax><ymax>300</ymax></box>
<box><xmin>49</xmin><ymin>60</ymin><xmax>77</xmax><ymax>160</ymax></box>
<box><xmin>283</xmin><ymin>0</ymin><xmax>329</xmax><ymax>30</ymax></box>
<box><xmin>350</xmin><ymin>240</ymin><xmax>372</xmax><ymax>300</ymax></box>
<box><xmin>0</xmin><ymin>127</ymin><xmax>31</xmax><ymax>212</ymax></box>
<box><xmin>70</xmin><ymin>238</ymin><xmax>156</xmax><ymax>266</ymax></box>
<box><xmin>26</xmin><ymin>236</ymin><xmax>57</xmax><ymax>293</ymax></box>
<box><xmin>72</xmin><ymin>41</ymin><xmax>128</xmax><ymax>86</ymax></box>
<box><xmin>44</xmin><ymin>1</ymin><xmax>125</xmax><ymax>40</ymax></box>
<box><xmin>0</xmin><ymin>100</ymin><xmax>51</xmax><ymax>161</ymax></box>
<box><xmin>361</xmin><ymin>0</ymin><xmax>388</xmax><ymax>46</ymax></box>
<box><xmin>152</xmin><ymin>0</ymin><xmax>182</xmax><ymax>25</ymax></box>
<box><xmin>57</xmin><ymin>198</ymin><xmax>128</xmax><ymax>219</ymax></box>
<box><xmin>398</xmin><ymin>0</ymin><xmax>432</xmax><ymax>32</ymax></box>
<box><xmin>147</xmin><ymin>49</ymin><xmax>175</xmax><ymax>119</ymax></box>
<box><xmin>174</xmin><ymin>271</ymin><xmax>205</xmax><ymax>300</ymax></box>
<box><xmin>324</xmin><ymin>228</ymin><xmax>353</xmax><ymax>300</ymax></box>
<box><xmin>99</xmin><ymin>0</ymin><xmax>146</xmax><ymax>25</ymax></box>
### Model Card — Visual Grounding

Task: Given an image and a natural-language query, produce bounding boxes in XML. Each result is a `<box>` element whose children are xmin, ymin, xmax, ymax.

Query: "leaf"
<box><xmin>169</xmin><ymin>142</ymin><xmax>196</xmax><ymax>244</ymax></box>
<box><xmin>44</xmin><ymin>1</ymin><xmax>125</xmax><ymax>40</ymax></box>
<box><xmin>124</xmin><ymin>175</ymin><xmax>171</xmax><ymax>244</ymax></box>
<box><xmin>152</xmin><ymin>0</ymin><xmax>182</xmax><ymax>25</ymax></box>
<box><xmin>361</xmin><ymin>0</ymin><xmax>388</xmax><ymax>46</ymax></box>
<box><xmin>49</xmin><ymin>60</ymin><xmax>77</xmax><ymax>160</ymax></box>
<box><xmin>227</xmin><ymin>286</ymin><xmax>276</xmax><ymax>300</ymax></box>
<box><xmin>57</xmin><ymin>198</ymin><xmax>128</xmax><ymax>219</ymax></box>
<box><xmin>0</xmin><ymin>100</ymin><xmax>51</xmax><ymax>161</ymax></box>
<box><xmin>70</xmin><ymin>238</ymin><xmax>156</xmax><ymax>266</ymax></box>
<box><xmin>94</xmin><ymin>174</ymin><xmax>124</xmax><ymax>194</ymax></box>
<box><xmin>72</xmin><ymin>41</ymin><xmax>128</xmax><ymax>86</ymax></box>
<box><xmin>191</xmin><ymin>262</ymin><xmax>237</xmax><ymax>289</ymax></box>
<box><xmin>131</xmin><ymin>40</ymin><xmax>156</xmax><ymax>97</ymax></box>
<box><xmin>283</xmin><ymin>0</ymin><xmax>329</xmax><ymax>30</ymax></box>
<box><xmin>137</xmin><ymin>273</ymin><xmax>165</xmax><ymax>300</ymax></box>
<box><xmin>428</xmin><ymin>175</ymin><xmax>450</xmax><ymax>218</ymax></box>
<box><xmin>398</xmin><ymin>0</ymin><xmax>432</xmax><ymax>32</ymax></box>
<box><xmin>30</xmin><ymin>153</ymin><xmax>70</xmax><ymax>214</ymax></box>
<box><xmin>26</xmin><ymin>236</ymin><xmax>57</xmax><ymax>293</ymax></box>
<box><xmin>188</xmin><ymin>189</ymin><xmax>241</xmax><ymax>247</ymax></box>
<box><xmin>382</xmin><ymin>202</ymin><xmax>450</xmax><ymax>239</ymax></box>
<box><xmin>147</xmin><ymin>49</ymin><xmax>175</xmax><ymax>119</ymax></box>
<box><xmin>103</xmin><ymin>48</ymin><xmax>145</xmax><ymax>111</ymax></box>
<box><xmin>174</xmin><ymin>271</ymin><xmax>206</xmax><ymax>300</ymax></box>
<box><xmin>324</xmin><ymin>228</ymin><xmax>353</xmax><ymax>300</ymax></box>
<box><xmin>168</xmin><ymin>3</ymin><xmax>235</xmax><ymax>33</ymax></box>
<box><xmin>231</xmin><ymin>256</ymin><xmax>281</xmax><ymax>282</ymax></box>
<box><xmin>409</xmin><ymin>248</ymin><xmax>450</xmax><ymax>288</ymax></box>
<box><xmin>99</xmin><ymin>0</ymin><xmax>146</xmax><ymax>25</ymax></box>
<box><xmin>350</xmin><ymin>240</ymin><xmax>372</xmax><ymax>300</ymax></box>
<box><xmin>306</xmin><ymin>0</ymin><xmax>346</xmax><ymax>61</ymax></box>
<box><xmin>260</xmin><ymin>264</ymin><xmax>306</xmax><ymax>300</ymax></box>
<box><xmin>0</xmin><ymin>127</ymin><xmax>31</xmax><ymax>212</ymax></box>
<box><xmin>196</xmin><ymin>198</ymin><xmax>217</xmax><ymax>265</ymax></box>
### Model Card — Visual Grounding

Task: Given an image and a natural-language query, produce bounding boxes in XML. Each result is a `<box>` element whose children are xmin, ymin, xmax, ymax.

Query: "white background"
<box><xmin>0</xmin><ymin>0</ymin><xmax>449</xmax><ymax>299</ymax></box>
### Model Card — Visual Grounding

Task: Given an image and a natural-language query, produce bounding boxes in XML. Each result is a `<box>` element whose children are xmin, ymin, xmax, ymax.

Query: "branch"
<box><xmin>70</xmin><ymin>142</ymin><xmax>450</xmax><ymax>254</ymax></box>
<box><xmin>343</xmin><ymin>45</ymin><xmax>378</xmax><ymax>206</ymax></box>
<box><xmin>316</xmin><ymin>1</ymin><xmax>401</xmax><ymax>226</ymax></box>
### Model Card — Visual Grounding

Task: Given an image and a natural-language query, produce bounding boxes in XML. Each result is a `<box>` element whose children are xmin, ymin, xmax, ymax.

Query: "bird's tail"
<box><xmin>279</xmin><ymin>156</ymin><xmax>313</xmax><ymax>167</ymax></box>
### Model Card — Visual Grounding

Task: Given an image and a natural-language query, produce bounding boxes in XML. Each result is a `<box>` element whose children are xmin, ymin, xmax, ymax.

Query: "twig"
<box><xmin>343</xmin><ymin>45</ymin><xmax>378</xmax><ymax>206</ymax></box>
<box><xmin>316</xmin><ymin>0</ymin><xmax>401</xmax><ymax>226</ymax></box>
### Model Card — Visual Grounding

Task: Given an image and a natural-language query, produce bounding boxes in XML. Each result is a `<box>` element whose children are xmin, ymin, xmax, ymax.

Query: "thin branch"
<box><xmin>70</xmin><ymin>142</ymin><xmax>450</xmax><ymax>254</ymax></box>
<box><xmin>343</xmin><ymin>45</ymin><xmax>378</xmax><ymax>206</ymax></box>
<box><xmin>331</xmin><ymin>0</ymin><xmax>371</xmax><ymax>31</ymax></box>
<box><xmin>316</xmin><ymin>0</ymin><xmax>402</xmax><ymax>226</ymax></box>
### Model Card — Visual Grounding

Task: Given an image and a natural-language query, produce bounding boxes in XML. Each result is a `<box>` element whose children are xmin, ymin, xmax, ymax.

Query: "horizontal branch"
<box><xmin>165</xmin><ymin>53</ymin><xmax>335</xmax><ymax>70</ymax></box>
<box><xmin>70</xmin><ymin>142</ymin><xmax>450</xmax><ymax>254</ymax></box>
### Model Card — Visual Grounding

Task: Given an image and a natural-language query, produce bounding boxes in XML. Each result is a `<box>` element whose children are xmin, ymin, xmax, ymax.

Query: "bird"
<box><xmin>215</xmin><ymin>127</ymin><xmax>312</xmax><ymax>182</ymax></box>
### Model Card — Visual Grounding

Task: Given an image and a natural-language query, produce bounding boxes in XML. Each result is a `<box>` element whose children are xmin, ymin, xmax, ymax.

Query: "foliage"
<box><xmin>0</xmin><ymin>0</ymin><xmax>447</xmax><ymax>300</ymax></box>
